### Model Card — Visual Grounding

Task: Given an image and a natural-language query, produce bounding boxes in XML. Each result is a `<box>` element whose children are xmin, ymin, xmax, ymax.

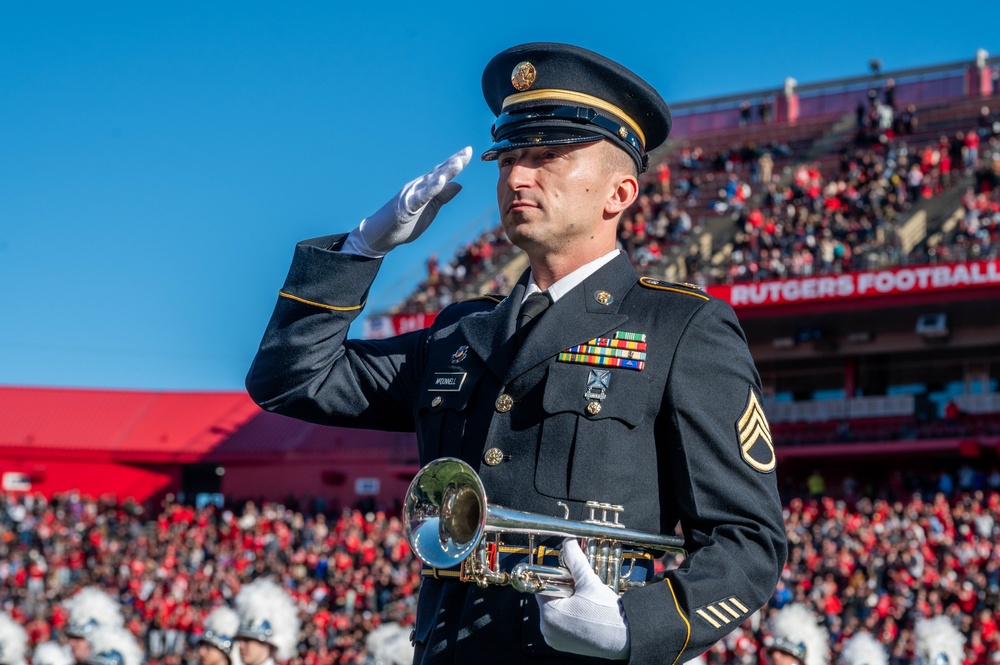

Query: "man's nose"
<box><xmin>505</xmin><ymin>159</ymin><xmax>534</xmax><ymax>189</ymax></box>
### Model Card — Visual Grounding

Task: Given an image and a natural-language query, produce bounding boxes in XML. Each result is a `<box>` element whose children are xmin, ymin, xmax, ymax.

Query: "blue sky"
<box><xmin>1</xmin><ymin>1</ymin><xmax>993</xmax><ymax>391</ymax></box>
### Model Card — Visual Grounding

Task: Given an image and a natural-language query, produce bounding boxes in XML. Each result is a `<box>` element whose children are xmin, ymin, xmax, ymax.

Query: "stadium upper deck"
<box><xmin>366</xmin><ymin>51</ymin><xmax>1000</xmax><ymax>337</ymax></box>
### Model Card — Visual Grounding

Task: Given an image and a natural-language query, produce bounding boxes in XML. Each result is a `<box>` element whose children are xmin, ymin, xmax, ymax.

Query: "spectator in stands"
<box><xmin>758</xmin><ymin>151</ymin><xmax>774</xmax><ymax>185</ymax></box>
<box><xmin>760</xmin><ymin>98</ymin><xmax>773</xmax><ymax>124</ymax></box>
<box><xmin>882</xmin><ymin>78</ymin><xmax>896</xmax><ymax>109</ymax></box>
<box><xmin>965</xmin><ymin>130</ymin><xmax>981</xmax><ymax>173</ymax></box>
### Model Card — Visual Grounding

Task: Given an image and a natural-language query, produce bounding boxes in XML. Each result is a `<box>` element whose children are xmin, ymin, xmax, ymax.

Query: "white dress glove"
<box><xmin>341</xmin><ymin>146</ymin><xmax>473</xmax><ymax>257</ymax></box>
<box><xmin>536</xmin><ymin>538</ymin><xmax>631</xmax><ymax>660</ymax></box>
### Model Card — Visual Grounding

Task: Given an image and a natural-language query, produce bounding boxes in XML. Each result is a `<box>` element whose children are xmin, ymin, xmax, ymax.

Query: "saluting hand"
<box><xmin>536</xmin><ymin>538</ymin><xmax>631</xmax><ymax>660</ymax></box>
<box><xmin>341</xmin><ymin>146</ymin><xmax>473</xmax><ymax>257</ymax></box>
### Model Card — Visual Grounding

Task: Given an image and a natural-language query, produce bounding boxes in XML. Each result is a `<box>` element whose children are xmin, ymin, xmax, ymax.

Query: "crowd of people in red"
<box><xmin>0</xmin><ymin>493</ymin><xmax>418</xmax><ymax>665</ymax></box>
<box><xmin>1</xmin><ymin>468</ymin><xmax>998</xmax><ymax>664</ymax></box>
<box><xmin>389</xmin><ymin>99</ymin><xmax>999</xmax><ymax>316</ymax></box>
<box><xmin>705</xmin><ymin>488</ymin><xmax>1000</xmax><ymax>664</ymax></box>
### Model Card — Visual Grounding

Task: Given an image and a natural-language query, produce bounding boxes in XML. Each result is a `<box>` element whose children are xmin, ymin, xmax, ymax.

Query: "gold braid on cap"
<box><xmin>502</xmin><ymin>89</ymin><xmax>646</xmax><ymax>147</ymax></box>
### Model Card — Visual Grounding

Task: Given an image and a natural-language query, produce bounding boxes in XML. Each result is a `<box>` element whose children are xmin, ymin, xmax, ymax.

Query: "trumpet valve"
<box><xmin>584</xmin><ymin>501</ymin><xmax>626</xmax><ymax>529</ymax></box>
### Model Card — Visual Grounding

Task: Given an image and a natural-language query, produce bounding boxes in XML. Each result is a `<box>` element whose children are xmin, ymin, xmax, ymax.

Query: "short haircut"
<box><xmin>602</xmin><ymin>141</ymin><xmax>639</xmax><ymax>179</ymax></box>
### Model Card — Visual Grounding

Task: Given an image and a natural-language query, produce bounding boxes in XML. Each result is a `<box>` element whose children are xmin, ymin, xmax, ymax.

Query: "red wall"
<box><xmin>0</xmin><ymin>456</ymin><xmax>180</xmax><ymax>504</ymax></box>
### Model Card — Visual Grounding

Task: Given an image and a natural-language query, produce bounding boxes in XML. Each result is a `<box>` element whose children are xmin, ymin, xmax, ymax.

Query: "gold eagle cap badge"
<box><xmin>511</xmin><ymin>61</ymin><xmax>537</xmax><ymax>91</ymax></box>
<box><xmin>737</xmin><ymin>388</ymin><xmax>775</xmax><ymax>473</ymax></box>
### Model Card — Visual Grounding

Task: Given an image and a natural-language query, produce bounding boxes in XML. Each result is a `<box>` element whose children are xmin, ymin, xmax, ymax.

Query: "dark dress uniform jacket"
<box><xmin>246</xmin><ymin>235</ymin><xmax>787</xmax><ymax>665</ymax></box>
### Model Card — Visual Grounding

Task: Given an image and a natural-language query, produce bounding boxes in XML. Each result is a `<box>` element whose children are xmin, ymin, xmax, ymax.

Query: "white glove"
<box><xmin>341</xmin><ymin>146</ymin><xmax>473</xmax><ymax>257</ymax></box>
<box><xmin>536</xmin><ymin>538</ymin><xmax>631</xmax><ymax>660</ymax></box>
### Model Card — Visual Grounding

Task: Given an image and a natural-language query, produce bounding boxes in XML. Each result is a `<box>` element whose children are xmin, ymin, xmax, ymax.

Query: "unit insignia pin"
<box><xmin>451</xmin><ymin>345</ymin><xmax>469</xmax><ymax>364</ymax></box>
<box><xmin>594</xmin><ymin>290</ymin><xmax>613</xmax><ymax>305</ymax></box>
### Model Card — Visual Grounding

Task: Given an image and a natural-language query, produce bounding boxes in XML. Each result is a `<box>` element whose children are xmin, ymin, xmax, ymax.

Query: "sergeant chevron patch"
<box><xmin>736</xmin><ymin>388</ymin><xmax>775</xmax><ymax>473</ymax></box>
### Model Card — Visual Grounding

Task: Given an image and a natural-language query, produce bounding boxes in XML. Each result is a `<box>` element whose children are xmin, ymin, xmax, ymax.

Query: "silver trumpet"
<box><xmin>403</xmin><ymin>457</ymin><xmax>686</xmax><ymax>597</ymax></box>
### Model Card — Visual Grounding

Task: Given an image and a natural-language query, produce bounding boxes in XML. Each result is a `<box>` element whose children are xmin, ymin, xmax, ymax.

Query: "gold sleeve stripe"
<box><xmin>279</xmin><ymin>291</ymin><xmax>365</xmax><ymax>312</ymax></box>
<box><xmin>707</xmin><ymin>606</ymin><xmax>730</xmax><ymax>623</ymax></box>
<box><xmin>717</xmin><ymin>601</ymin><xmax>741</xmax><ymax>618</ymax></box>
<box><xmin>665</xmin><ymin>578</ymin><xmax>691</xmax><ymax>665</ymax></box>
<box><xmin>729</xmin><ymin>597</ymin><xmax>750</xmax><ymax>613</ymax></box>
<box><xmin>695</xmin><ymin>609</ymin><xmax>721</xmax><ymax>629</ymax></box>
<box><xmin>502</xmin><ymin>88</ymin><xmax>645</xmax><ymax>145</ymax></box>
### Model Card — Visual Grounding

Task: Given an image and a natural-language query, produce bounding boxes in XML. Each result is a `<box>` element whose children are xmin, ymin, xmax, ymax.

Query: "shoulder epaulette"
<box><xmin>638</xmin><ymin>277</ymin><xmax>710</xmax><ymax>300</ymax></box>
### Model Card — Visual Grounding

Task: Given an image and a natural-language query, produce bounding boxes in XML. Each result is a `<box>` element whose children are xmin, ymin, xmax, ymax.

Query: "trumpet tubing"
<box><xmin>403</xmin><ymin>457</ymin><xmax>686</xmax><ymax>596</ymax></box>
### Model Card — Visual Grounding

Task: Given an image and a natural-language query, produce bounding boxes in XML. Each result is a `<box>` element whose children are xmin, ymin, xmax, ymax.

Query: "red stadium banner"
<box><xmin>363</xmin><ymin>312</ymin><xmax>438</xmax><ymax>338</ymax></box>
<box><xmin>706</xmin><ymin>260</ymin><xmax>1000</xmax><ymax>309</ymax></box>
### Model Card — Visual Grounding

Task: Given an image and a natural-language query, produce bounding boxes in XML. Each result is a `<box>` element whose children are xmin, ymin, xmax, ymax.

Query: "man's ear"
<box><xmin>605</xmin><ymin>172</ymin><xmax>639</xmax><ymax>217</ymax></box>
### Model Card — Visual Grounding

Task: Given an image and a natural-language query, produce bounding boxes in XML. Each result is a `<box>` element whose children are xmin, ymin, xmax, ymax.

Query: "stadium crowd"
<box><xmin>0</xmin><ymin>493</ymin><xmax>418</xmax><ymax>665</ymax></box>
<box><xmin>1</xmin><ymin>466</ymin><xmax>999</xmax><ymax>664</ymax></box>
<box><xmin>387</xmin><ymin>97</ymin><xmax>1000</xmax><ymax>314</ymax></box>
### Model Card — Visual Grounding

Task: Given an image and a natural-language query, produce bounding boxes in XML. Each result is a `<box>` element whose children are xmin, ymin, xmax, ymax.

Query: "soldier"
<box><xmin>198</xmin><ymin>607</ymin><xmax>243</xmax><ymax>665</ymax></box>
<box><xmin>61</xmin><ymin>588</ymin><xmax>124</xmax><ymax>665</ymax></box>
<box><xmin>233</xmin><ymin>579</ymin><xmax>300</xmax><ymax>665</ymax></box>
<box><xmin>80</xmin><ymin>625</ymin><xmax>143</xmax><ymax>665</ymax></box>
<box><xmin>246</xmin><ymin>41</ymin><xmax>786</xmax><ymax>664</ymax></box>
<box><xmin>0</xmin><ymin>612</ymin><xmax>28</xmax><ymax>665</ymax></box>
<box><xmin>764</xmin><ymin>603</ymin><xmax>828</xmax><ymax>665</ymax></box>
<box><xmin>914</xmin><ymin>617</ymin><xmax>965</xmax><ymax>665</ymax></box>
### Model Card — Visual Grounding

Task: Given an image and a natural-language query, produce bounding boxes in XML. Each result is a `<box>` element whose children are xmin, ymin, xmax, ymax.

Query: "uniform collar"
<box><xmin>458</xmin><ymin>253</ymin><xmax>639</xmax><ymax>384</ymax></box>
<box><xmin>523</xmin><ymin>249</ymin><xmax>621</xmax><ymax>303</ymax></box>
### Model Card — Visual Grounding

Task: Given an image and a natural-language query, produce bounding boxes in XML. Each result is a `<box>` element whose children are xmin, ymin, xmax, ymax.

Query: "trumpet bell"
<box><xmin>404</xmin><ymin>457</ymin><xmax>488</xmax><ymax>569</ymax></box>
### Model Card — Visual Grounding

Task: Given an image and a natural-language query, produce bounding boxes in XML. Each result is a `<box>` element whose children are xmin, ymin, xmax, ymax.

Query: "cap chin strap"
<box><xmin>502</xmin><ymin>89</ymin><xmax>645</xmax><ymax>145</ymax></box>
<box><xmin>487</xmin><ymin>105</ymin><xmax>647</xmax><ymax>173</ymax></box>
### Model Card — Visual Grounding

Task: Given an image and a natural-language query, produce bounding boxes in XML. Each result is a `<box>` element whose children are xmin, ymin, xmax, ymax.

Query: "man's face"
<box><xmin>198</xmin><ymin>643</ymin><xmax>229</xmax><ymax>665</ymax></box>
<box><xmin>68</xmin><ymin>636</ymin><xmax>90</xmax><ymax>662</ymax></box>
<box><xmin>495</xmin><ymin>141</ymin><xmax>626</xmax><ymax>256</ymax></box>
<box><xmin>237</xmin><ymin>638</ymin><xmax>272</xmax><ymax>665</ymax></box>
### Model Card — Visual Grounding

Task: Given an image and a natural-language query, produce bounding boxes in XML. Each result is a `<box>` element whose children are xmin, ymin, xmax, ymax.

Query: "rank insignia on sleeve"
<box><xmin>694</xmin><ymin>596</ymin><xmax>750</xmax><ymax>629</ymax></box>
<box><xmin>736</xmin><ymin>388</ymin><xmax>775</xmax><ymax>473</ymax></box>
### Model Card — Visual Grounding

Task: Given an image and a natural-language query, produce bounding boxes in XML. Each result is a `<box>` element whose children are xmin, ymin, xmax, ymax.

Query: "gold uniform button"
<box><xmin>431</xmin><ymin>396</ymin><xmax>443</xmax><ymax>407</ymax></box>
<box><xmin>495</xmin><ymin>393</ymin><xmax>514</xmax><ymax>413</ymax></box>
<box><xmin>586</xmin><ymin>401</ymin><xmax>602</xmax><ymax>416</ymax></box>
<box><xmin>484</xmin><ymin>448</ymin><xmax>505</xmax><ymax>466</ymax></box>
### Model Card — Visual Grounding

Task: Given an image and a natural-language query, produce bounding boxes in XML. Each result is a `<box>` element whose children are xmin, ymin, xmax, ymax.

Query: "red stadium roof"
<box><xmin>0</xmin><ymin>386</ymin><xmax>259</xmax><ymax>459</ymax></box>
<box><xmin>0</xmin><ymin>385</ymin><xmax>414</xmax><ymax>464</ymax></box>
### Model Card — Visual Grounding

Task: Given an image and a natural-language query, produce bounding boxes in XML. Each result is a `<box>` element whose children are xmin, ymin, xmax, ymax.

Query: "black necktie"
<box><xmin>516</xmin><ymin>292</ymin><xmax>552</xmax><ymax>339</ymax></box>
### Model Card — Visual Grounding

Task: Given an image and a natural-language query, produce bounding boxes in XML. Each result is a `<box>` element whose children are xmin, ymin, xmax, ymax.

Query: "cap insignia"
<box><xmin>618</xmin><ymin>126</ymin><xmax>628</xmax><ymax>139</ymax></box>
<box><xmin>511</xmin><ymin>61</ymin><xmax>537</xmax><ymax>91</ymax></box>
